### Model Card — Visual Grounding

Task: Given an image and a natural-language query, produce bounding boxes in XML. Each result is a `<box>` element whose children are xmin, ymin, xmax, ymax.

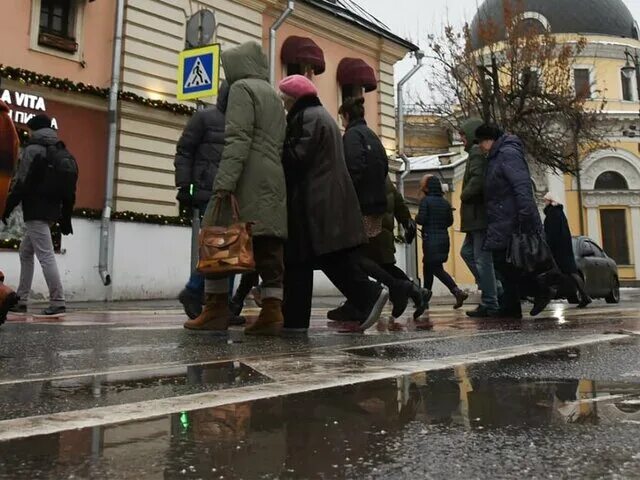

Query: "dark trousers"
<box><xmin>423</xmin><ymin>262</ymin><xmax>458</xmax><ymax>293</ymax></box>
<box><xmin>231</xmin><ymin>272</ymin><xmax>260</xmax><ymax>303</ymax></box>
<box><xmin>359</xmin><ymin>254</ymin><xmax>408</xmax><ymax>291</ymax></box>
<box><xmin>206</xmin><ymin>236</ymin><xmax>283</xmax><ymax>300</ymax></box>
<box><xmin>283</xmin><ymin>249</ymin><xmax>379</xmax><ymax>329</ymax></box>
<box><xmin>492</xmin><ymin>250</ymin><xmax>522</xmax><ymax>314</ymax></box>
<box><xmin>383</xmin><ymin>264</ymin><xmax>412</xmax><ymax>283</ymax></box>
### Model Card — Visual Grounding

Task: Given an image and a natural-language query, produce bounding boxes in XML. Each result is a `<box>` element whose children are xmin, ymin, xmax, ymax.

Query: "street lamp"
<box><xmin>622</xmin><ymin>48</ymin><xmax>640</xmax><ymax>102</ymax></box>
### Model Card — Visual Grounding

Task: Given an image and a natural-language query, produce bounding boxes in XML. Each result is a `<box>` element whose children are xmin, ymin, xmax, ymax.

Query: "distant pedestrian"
<box><xmin>174</xmin><ymin>81</ymin><xmax>230</xmax><ymax>320</ymax></box>
<box><xmin>458</xmin><ymin>118</ymin><xmax>500</xmax><ymax>318</ymax></box>
<box><xmin>476</xmin><ymin>124</ymin><xmax>552</xmax><ymax>318</ymax></box>
<box><xmin>339</xmin><ymin>97</ymin><xmax>421</xmax><ymax>320</ymax></box>
<box><xmin>543</xmin><ymin>192</ymin><xmax>591</xmax><ymax>308</ymax></box>
<box><xmin>279</xmin><ymin>75</ymin><xmax>388</xmax><ymax>331</ymax></box>
<box><xmin>2</xmin><ymin>114</ymin><xmax>77</xmax><ymax>317</ymax></box>
<box><xmin>183</xmin><ymin>42</ymin><xmax>287</xmax><ymax>336</ymax></box>
<box><xmin>416</xmin><ymin>175</ymin><xmax>467</xmax><ymax>310</ymax></box>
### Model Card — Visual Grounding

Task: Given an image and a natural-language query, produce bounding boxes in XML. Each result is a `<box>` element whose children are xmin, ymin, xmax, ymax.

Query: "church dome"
<box><xmin>470</xmin><ymin>0</ymin><xmax>638</xmax><ymax>48</ymax></box>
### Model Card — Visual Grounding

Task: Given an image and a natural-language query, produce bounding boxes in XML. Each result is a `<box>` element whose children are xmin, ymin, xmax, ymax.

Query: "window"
<box><xmin>574</xmin><ymin>68</ymin><xmax>591</xmax><ymax>99</ymax></box>
<box><xmin>521</xmin><ymin>68</ymin><xmax>541</xmax><ymax>93</ymax></box>
<box><xmin>621</xmin><ymin>68</ymin><xmax>636</xmax><ymax>101</ymax></box>
<box><xmin>341</xmin><ymin>85</ymin><xmax>364</xmax><ymax>101</ymax></box>
<box><xmin>286</xmin><ymin>63</ymin><xmax>314</xmax><ymax>79</ymax></box>
<box><xmin>595</xmin><ymin>171</ymin><xmax>629</xmax><ymax>190</ymax></box>
<box><xmin>600</xmin><ymin>209</ymin><xmax>630</xmax><ymax>265</ymax></box>
<box><xmin>37</xmin><ymin>0</ymin><xmax>78</xmax><ymax>53</ymax></box>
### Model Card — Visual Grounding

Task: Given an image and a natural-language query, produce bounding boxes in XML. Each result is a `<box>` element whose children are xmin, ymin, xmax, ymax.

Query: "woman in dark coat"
<box><xmin>416</xmin><ymin>175</ymin><xmax>467</xmax><ymax>309</ymax></box>
<box><xmin>543</xmin><ymin>193</ymin><xmax>591</xmax><ymax>308</ymax></box>
<box><xmin>476</xmin><ymin>123</ymin><xmax>553</xmax><ymax>318</ymax></box>
<box><xmin>278</xmin><ymin>75</ymin><xmax>388</xmax><ymax>332</ymax></box>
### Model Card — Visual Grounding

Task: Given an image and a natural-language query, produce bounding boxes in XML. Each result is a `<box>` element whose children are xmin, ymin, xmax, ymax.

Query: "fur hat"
<box><xmin>26</xmin><ymin>114</ymin><xmax>52</xmax><ymax>131</ymax></box>
<box><xmin>278</xmin><ymin>75</ymin><xmax>318</xmax><ymax>99</ymax></box>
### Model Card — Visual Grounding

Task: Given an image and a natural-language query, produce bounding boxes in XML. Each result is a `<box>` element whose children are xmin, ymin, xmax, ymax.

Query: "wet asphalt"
<box><xmin>0</xmin><ymin>294</ymin><xmax>639</xmax><ymax>479</ymax></box>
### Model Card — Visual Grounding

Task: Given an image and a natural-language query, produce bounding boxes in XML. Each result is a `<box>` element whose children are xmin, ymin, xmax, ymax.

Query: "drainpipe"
<box><xmin>98</xmin><ymin>0</ymin><xmax>125</xmax><ymax>287</ymax></box>
<box><xmin>397</xmin><ymin>50</ymin><xmax>424</xmax><ymax>159</ymax></box>
<box><xmin>397</xmin><ymin>51</ymin><xmax>424</xmax><ymax>283</ymax></box>
<box><xmin>269</xmin><ymin>0</ymin><xmax>294</xmax><ymax>85</ymax></box>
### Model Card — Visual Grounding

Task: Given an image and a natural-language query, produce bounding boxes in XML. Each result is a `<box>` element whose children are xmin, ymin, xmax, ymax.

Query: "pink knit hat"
<box><xmin>278</xmin><ymin>75</ymin><xmax>318</xmax><ymax>99</ymax></box>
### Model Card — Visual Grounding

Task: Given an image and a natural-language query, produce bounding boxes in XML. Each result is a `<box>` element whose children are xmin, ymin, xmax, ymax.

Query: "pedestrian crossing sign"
<box><xmin>177</xmin><ymin>44</ymin><xmax>221</xmax><ymax>101</ymax></box>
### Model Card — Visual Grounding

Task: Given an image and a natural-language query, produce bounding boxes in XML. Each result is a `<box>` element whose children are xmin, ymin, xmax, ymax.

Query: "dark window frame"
<box><xmin>38</xmin><ymin>0</ymin><xmax>78</xmax><ymax>53</ymax></box>
<box><xmin>574</xmin><ymin>68</ymin><xmax>591</xmax><ymax>99</ymax></box>
<box><xmin>595</xmin><ymin>171</ymin><xmax>629</xmax><ymax>190</ymax></box>
<box><xmin>621</xmin><ymin>68</ymin><xmax>635</xmax><ymax>102</ymax></box>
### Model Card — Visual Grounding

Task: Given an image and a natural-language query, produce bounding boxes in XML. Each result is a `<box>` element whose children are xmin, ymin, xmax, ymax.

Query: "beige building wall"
<box><xmin>116</xmin><ymin>0</ymin><xmax>264</xmax><ymax>215</ymax></box>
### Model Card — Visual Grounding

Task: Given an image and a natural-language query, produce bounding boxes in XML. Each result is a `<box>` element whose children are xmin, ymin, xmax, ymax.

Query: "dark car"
<box><xmin>567</xmin><ymin>236</ymin><xmax>620</xmax><ymax>304</ymax></box>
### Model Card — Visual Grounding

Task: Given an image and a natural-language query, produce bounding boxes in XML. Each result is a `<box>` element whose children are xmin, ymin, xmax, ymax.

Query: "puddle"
<box><xmin>0</xmin><ymin>362</ymin><xmax>270</xmax><ymax>422</ymax></box>
<box><xmin>1</xmin><ymin>364</ymin><xmax>639</xmax><ymax>479</ymax></box>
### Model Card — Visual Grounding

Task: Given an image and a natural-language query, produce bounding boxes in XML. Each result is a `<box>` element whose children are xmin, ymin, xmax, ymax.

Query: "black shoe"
<box><xmin>328</xmin><ymin>302</ymin><xmax>365</xmax><ymax>322</ymax></box>
<box><xmin>9</xmin><ymin>303</ymin><xmax>26</xmax><ymax>315</ymax></box>
<box><xmin>467</xmin><ymin>305</ymin><xmax>490</xmax><ymax>318</ymax></box>
<box><xmin>229</xmin><ymin>299</ymin><xmax>243</xmax><ymax>317</ymax></box>
<box><xmin>359</xmin><ymin>287</ymin><xmax>390</xmax><ymax>331</ymax></box>
<box><xmin>413</xmin><ymin>288</ymin><xmax>432</xmax><ymax>319</ymax></box>
<box><xmin>577</xmin><ymin>296</ymin><xmax>592</xmax><ymax>309</ymax></box>
<box><xmin>453</xmin><ymin>289</ymin><xmax>469</xmax><ymax>309</ymax></box>
<box><xmin>36</xmin><ymin>306</ymin><xmax>66</xmax><ymax>317</ymax></box>
<box><xmin>530</xmin><ymin>290</ymin><xmax>553</xmax><ymax>317</ymax></box>
<box><xmin>179</xmin><ymin>288</ymin><xmax>202</xmax><ymax>320</ymax></box>
<box><xmin>230</xmin><ymin>315</ymin><xmax>247</xmax><ymax>326</ymax></box>
<box><xmin>390</xmin><ymin>281</ymin><xmax>411</xmax><ymax>319</ymax></box>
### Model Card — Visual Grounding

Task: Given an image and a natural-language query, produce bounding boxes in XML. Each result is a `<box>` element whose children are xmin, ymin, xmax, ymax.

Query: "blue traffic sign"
<box><xmin>177</xmin><ymin>44</ymin><xmax>220</xmax><ymax>101</ymax></box>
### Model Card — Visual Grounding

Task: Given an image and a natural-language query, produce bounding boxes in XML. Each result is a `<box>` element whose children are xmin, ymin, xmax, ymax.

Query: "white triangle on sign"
<box><xmin>184</xmin><ymin>57</ymin><xmax>212</xmax><ymax>88</ymax></box>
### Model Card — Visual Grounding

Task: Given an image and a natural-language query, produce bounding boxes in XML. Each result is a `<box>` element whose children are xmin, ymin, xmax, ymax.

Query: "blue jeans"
<box><xmin>461</xmin><ymin>231</ymin><xmax>499</xmax><ymax>310</ymax></box>
<box><xmin>185</xmin><ymin>272</ymin><xmax>235</xmax><ymax>301</ymax></box>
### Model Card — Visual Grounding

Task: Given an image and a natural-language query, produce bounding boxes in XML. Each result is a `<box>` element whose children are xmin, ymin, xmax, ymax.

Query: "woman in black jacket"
<box><xmin>416</xmin><ymin>175</ymin><xmax>467</xmax><ymax>309</ymax></box>
<box><xmin>543</xmin><ymin>193</ymin><xmax>592</xmax><ymax>308</ymax></box>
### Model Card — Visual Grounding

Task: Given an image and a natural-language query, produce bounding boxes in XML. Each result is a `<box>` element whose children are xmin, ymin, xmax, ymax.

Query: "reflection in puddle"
<box><xmin>1</xmin><ymin>365</ymin><xmax>639</xmax><ymax>479</ymax></box>
<box><xmin>0</xmin><ymin>362</ymin><xmax>269</xmax><ymax>421</ymax></box>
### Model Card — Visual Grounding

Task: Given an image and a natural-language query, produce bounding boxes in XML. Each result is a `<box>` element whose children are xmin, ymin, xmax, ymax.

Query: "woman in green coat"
<box><xmin>184</xmin><ymin>41</ymin><xmax>287</xmax><ymax>336</ymax></box>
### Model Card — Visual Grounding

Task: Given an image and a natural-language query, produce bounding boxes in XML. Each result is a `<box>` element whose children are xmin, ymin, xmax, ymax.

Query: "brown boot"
<box><xmin>245</xmin><ymin>298</ymin><xmax>283</xmax><ymax>336</ymax></box>
<box><xmin>184</xmin><ymin>293</ymin><xmax>231</xmax><ymax>333</ymax></box>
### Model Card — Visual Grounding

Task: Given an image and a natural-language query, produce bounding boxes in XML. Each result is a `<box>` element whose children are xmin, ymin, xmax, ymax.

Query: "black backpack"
<box><xmin>30</xmin><ymin>141</ymin><xmax>78</xmax><ymax>201</ymax></box>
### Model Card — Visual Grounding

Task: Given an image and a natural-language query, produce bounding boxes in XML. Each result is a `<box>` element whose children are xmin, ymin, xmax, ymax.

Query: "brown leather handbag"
<box><xmin>196</xmin><ymin>195</ymin><xmax>255</xmax><ymax>278</ymax></box>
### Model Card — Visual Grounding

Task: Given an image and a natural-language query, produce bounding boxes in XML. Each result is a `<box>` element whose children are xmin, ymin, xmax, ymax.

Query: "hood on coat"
<box><xmin>489</xmin><ymin>134</ymin><xmax>524</xmax><ymax>159</ymax></box>
<box><xmin>427</xmin><ymin>176</ymin><xmax>444</xmax><ymax>196</ymax></box>
<box><xmin>216</xmin><ymin>81</ymin><xmax>230</xmax><ymax>113</ymax></box>
<box><xmin>30</xmin><ymin>127</ymin><xmax>58</xmax><ymax>146</ymax></box>
<box><xmin>460</xmin><ymin>118</ymin><xmax>483</xmax><ymax>152</ymax></box>
<box><xmin>221</xmin><ymin>42</ymin><xmax>269</xmax><ymax>85</ymax></box>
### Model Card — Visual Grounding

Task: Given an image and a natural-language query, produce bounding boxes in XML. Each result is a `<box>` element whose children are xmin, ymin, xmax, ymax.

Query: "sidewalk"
<box><xmin>52</xmin><ymin>293</ymin><xmax>482</xmax><ymax>313</ymax></box>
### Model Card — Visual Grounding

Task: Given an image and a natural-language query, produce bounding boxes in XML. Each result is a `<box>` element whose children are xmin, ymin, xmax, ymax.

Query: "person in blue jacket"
<box><xmin>416</xmin><ymin>175</ymin><xmax>468</xmax><ymax>310</ymax></box>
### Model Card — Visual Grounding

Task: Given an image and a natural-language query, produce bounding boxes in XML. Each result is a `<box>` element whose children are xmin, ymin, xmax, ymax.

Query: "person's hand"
<box><xmin>404</xmin><ymin>219</ymin><xmax>417</xmax><ymax>244</ymax></box>
<box><xmin>176</xmin><ymin>187</ymin><xmax>192</xmax><ymax>213</ymax></box>
<box><xmin>60</xmin><ymin>218</ymin><xmax>73</xmax><ymax>236</ymax></box>
<box><xmin>216</xmin><ymin>190</ymin><xmax>231</xmax><ymax>198</ymax></box>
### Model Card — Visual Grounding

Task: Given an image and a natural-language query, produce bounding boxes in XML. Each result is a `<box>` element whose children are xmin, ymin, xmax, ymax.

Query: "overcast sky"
<box><xmin>362</xmin><ymin>0</ymin><xmax>640</xmax><ymax>100</ymax></box>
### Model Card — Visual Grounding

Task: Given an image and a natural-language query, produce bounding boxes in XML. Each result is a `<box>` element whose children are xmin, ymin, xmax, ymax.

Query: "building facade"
<box><xmin>0</xmin><ymin>0</ymin><xmax>416</xmax><ymax>300</ymax></box>
<box><xmin>404</xmin><ymin>0</ymin><xmax>640</xmax><ymax>291</ymax></box>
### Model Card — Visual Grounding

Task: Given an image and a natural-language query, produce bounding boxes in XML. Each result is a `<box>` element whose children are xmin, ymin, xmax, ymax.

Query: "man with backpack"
<box><xmin>2</xmin><ymin>114</ymin><xmax>77</xmax><ymax>317</ymax></box>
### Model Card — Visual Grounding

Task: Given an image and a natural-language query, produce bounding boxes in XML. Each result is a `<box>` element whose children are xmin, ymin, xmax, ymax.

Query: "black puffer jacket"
<box><xmin>484</xmin><ymin>134</ymin><xmax>542</xmax><ymax>251</ymax></box>
<box><xmin>343</xmin><ymin>118</ymin><xmax>388</xmax><ymax>215</ymax></box>
<box><xmin>416</xmin><ymin>176</ymin><xmax>454</xmax><ymax>264</ymax></box>
<box><xmin>5</xmin><ymin>128</ymin><xmax>64</xmax><ymax>223</ymax></box>
<box><xmin>174</xmin><ymin>83</ymin><xmax>229</xmax><ymax>208</ymax></box>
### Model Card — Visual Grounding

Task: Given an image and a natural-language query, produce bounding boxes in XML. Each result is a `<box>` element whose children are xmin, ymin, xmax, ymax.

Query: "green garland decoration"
<box><xmin>0</xmin><ymin>209</ymin><xmax>191</xmax><ymax>251</ymax></box>
<box><xmin>0</xmin><ymin>65</ymin><xmax>196</xmax><ymax>116</ymax></box>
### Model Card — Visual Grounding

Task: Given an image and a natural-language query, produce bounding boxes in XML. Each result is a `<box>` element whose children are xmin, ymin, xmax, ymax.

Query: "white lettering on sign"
<box><xmin>0</xmin><ymin>89</ymin><xmax>58</xmax><ymax>129</ymax></box>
